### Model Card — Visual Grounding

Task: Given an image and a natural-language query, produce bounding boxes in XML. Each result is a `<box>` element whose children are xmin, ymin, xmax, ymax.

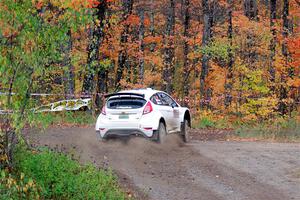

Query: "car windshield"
<box><xmin>107</xmin><ymin>97</ymin><xmax>146</xmax><ymax>109</ymax></box>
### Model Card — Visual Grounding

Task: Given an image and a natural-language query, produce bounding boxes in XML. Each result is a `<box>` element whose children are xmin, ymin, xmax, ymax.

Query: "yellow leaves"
<box><xmin>20</xmin><ymin>173</ymin><xmax>24</xmax><ymax>180</ymax></box>
<box><xmin>240</xmin><ymin>97</ymin><xmax>278</xmax><ymax>119</ymax></box>
<box><xmin>144</xmin><ymin>70</ymin><xmax>161</xmax><ymax>87</ymax></box>
<box><xmin>1</xmin><ymin>170</ymin><xmax>39</xmax><ymax>198</ymax></box>
<box><xmin>0</xmin><ymin>153</ymin><xmax>8</xmax><ymax>163</ymax></box>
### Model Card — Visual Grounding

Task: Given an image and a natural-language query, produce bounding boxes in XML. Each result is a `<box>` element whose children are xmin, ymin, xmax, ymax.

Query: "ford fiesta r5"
<box><xmin>95</xmin><ymin>88</ymin><xmax>191</xmax><ymax>143</ymax></box>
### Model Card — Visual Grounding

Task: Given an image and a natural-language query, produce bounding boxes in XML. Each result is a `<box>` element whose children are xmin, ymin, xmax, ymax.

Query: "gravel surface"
<box><xmin>28</xmin><ymin>127</ymin><xmax>300</xmax><ymax>200</ymax></box>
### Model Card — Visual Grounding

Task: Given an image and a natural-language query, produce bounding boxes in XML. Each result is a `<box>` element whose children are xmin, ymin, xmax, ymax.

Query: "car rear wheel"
<box><xmin>152</xmin><ymin>122</ymin><xmax>166</xmax><ymax>143</ymax></box>
<box><xmin>181</xmin><ymin>119</ymin><xmax>190</xmax><ymax>143</ymax></box>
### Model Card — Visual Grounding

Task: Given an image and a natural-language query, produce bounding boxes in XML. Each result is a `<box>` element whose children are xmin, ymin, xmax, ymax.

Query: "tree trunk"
<box><xmin>264</xmin><ymin>0</ymin><xmax>269</xmax><ymax>16</ymax></box>
<box><xmin>225</xmin><ymin>0</ymin><xmax>234</xmax><ymax>107</ymax></box>
<box><xmin>200</xmin><ymin>0</ymin><xmax>213</xmax><ymax>108</ymax></box>
<box><xmin>96</xmin><ymin>68</ymin><xmax>107</xmax><ymax>109</ymax></box>
<box><xmin>82</xmin><ymin>1</ymin><xmax>107</xmax><ymax>95</ymax></box>
<box><xmin>162</xmin><ymin>0</ymin><xmax>175</xmax><ymax>94</ymax></box>
<box><xmin>279</xmin><ymin>0</ymin><xmax>289</xmax><ymax>115</ymax></box>
<box><xmin>138</xmin><ymin>7</ymin><xmax>145</xmax><ymax>84</ymax></box>
<box><xmin>182</xmin><ymin>0</ymin><xmax>190</xmax><ymax>104</ymax></box>
<box><xmin>282</xmin><ymin>0</ymin><xmax>289</xmax><ymax>62</ymax></box>
<box><xmin>150</xmin><ymin>0</ymin><xmax>156</xmax><ymax>72</ymax></box>
<box><xmin>115</xmin><ymin>0</ymin><xmax>133</xmax><ymax>90</ymax></box>
<box><xmin>63</xmin><ymin>29</ymin><xmax>75</xmax><ymax>99</ymax></box>
<box><xmin>244</xmin><ymin>0</ymin><xmax>258</xmax><ymax>20</ymax></box>
<box><xmin>269</xmin><ymin>0</ymin><xmax>276</xmax><ymax>85</ymax></box>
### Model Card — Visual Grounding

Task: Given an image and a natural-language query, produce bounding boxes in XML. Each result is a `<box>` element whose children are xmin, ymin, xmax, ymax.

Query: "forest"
<box><xmin>0</xmin><ymin>0</ymin><xmax>300</xmax><ymax>118</ymax></box>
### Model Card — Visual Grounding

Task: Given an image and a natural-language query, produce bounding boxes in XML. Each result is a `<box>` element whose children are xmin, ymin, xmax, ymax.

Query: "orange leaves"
<box><xmin>206</xmin><ymin>62</ymin><xmax>226</xmax><ymax>95</ymax></box>
<box><xmin>144</xmin><ymin>36</ymin><xmax>162</xmax><ymax>45</ymax></box>
<box><xmin>288</xmin><ymin>36</ymin><xmax>300</xmax><ymax>70</ymax></box>
<box><xmin>86</xmin><ymin>0</ymin><xmax>100</xmax><ymax>8</ymax></box>
<box><xmin>287</xmin><ymin>78</ymin><xmax>300</xmax><ymax>87</ymax></box>
<box><xmin>36</xmin><ymin>1</ymin><xmax>43</xmax><ymax>9</ymax></box>
<box><xmin>288</xmin><ymin>37</ymin><xmax>300</xmax><ymax>50</ymax></box>
<box><xmin>126</xmin><ymin>14</ymin><xmax>140</xmax><ymax>25</ymax></box>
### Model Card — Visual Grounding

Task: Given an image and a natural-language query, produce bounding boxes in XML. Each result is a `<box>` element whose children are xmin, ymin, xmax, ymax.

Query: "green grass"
<box><xmin>234</xmin><ymin>117</ymin><xmax>300</xmax><ymax>141</ymax></box>
<box><xmin>192</xmin><ymin>116</ymin><xmax>229</xmax><ymax>129</ymax></box>
<box><xmin>33</xmin><ymin>111</ymin><xmax>95</xmax><ymax>128</ymax></box>
<box><xmin>10</xmin><ymin>147</ymin><xmax>126</xmax><ymax>200</ymax></box>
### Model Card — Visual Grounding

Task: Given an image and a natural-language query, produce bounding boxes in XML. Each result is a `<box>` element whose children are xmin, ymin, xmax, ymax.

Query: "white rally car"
<box><xmin>95</xmin><ymin>88</ymin><xmax>191</xmax><ymax>143</ymax></box>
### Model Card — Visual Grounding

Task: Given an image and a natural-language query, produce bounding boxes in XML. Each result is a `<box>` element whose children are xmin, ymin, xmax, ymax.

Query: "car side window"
<box><xmin>150</xmin><ymin>94</ymin><xmax>163</xmax><ymax>105</ymax></box>
<box><xmin>158</xmin><ymin>93</ymin><xmax>178</xmax><ymax>107</ymax></box>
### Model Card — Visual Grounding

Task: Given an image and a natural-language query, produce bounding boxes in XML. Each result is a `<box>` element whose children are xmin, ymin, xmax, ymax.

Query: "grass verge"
<box><xmin>192</xmin><ymin>112</ymin><xmax>300</xmax><ymax>142</ymax></box>
<box><xmin>1</xmin><ymin>147</ymin><xmax>126</xmax><ymax>200</ymax></box>
<box><xmin>234</xmin><ymin>117</ymin><xmax>300</xmax><ymax>142</ymax></box>
<box><xmin>32</xmin><ymin>111</ymin><xmax>95</xmax><ymax>128</ymax></box>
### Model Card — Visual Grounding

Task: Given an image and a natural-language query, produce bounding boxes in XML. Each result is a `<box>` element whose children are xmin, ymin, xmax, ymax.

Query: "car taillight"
<box><xmin>101</xmin><ymin>106</ymin><xmax>106</xmax><ymax>115</ymax></box>
<box><xmin>143</xmin><ymin>101</ymin><xmax>153</xmax><ymax>115</ymax></box>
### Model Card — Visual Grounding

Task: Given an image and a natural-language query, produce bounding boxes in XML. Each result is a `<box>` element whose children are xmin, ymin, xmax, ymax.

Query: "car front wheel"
<box><xmin>181</xmin><ymin>119</ymin><xmax>190</xmax><ymax>143</ymax></box>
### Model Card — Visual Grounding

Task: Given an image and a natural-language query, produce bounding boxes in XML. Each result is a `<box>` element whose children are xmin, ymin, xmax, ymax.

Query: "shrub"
<box><xmin>193</xmin><ymin>111</ymin><xmax>230</xmax><ymax>129</ymax></box>
<box><xmin>0</xmin><ymin>170</ymin><xmax>40</xmax><ymax>200</ymax></box>
<box><xmin>14</xmin><ymin>149</ymin><xmax>125</xmax><ymax>200</ymax></box>
<box><xmin>195</xmin><ymin>116</ymin><xmax>216</xmax><ymax>128</ymax></box>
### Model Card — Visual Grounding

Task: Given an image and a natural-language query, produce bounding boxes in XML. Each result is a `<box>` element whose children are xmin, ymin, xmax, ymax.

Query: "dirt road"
<box><xmin>28</xmin><ymin>127</ymin><xmax>300</xmax><ymax>200</ymax></box>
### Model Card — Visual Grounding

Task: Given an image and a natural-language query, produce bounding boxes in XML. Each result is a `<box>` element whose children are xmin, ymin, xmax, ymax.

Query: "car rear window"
<box><xmin>107</xmin><ymin>97</ymin><xmax>146</xmax><ymax>109</ymax></box>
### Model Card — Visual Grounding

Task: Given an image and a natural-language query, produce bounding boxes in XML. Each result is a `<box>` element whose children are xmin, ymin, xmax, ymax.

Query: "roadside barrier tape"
<box><xmin>0</xmin><ymin>92</ymin><xmax>105</xmax><ymax>98</ymax></box>
<box><xmin>1</xmin><ymin>91</ymin><xmax>299</xmax><ymax>115</ymax></box>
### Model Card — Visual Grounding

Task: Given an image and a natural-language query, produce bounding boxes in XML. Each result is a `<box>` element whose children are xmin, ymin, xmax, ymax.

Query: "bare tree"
<box><xmin>269</xmin><ymin>0</ymin><xmax>276</xmax><ymax>85</ymax></box>
<box><xmin>225</xmin><ymin>0</ymin><xmax>234</xmax><ymax>107</ymax></box>
<box><xmin>115</xmin><ymin>0</ymin><xmax>134</xmax><ymax>90</ymax></box>
<box><xmin>162</xmin><ymin>0</ymin><xmax>175</xmax><ymax>94</ymax></box>
<box><xmin>82</xmin><ymin>1</ymin><xmax>107</xmax><ymax>95</ymax></box>
<box><xmin>182</xmin><ymin>0</ymin><xmax>190</xmax><ymax>103</ymax></box>
<box><xmin>63</xmin><ymin>29</ymin><xmax>75</xmax><ymax>99</ymax></box>
<box><xmin>200</xmin><ymin>0</ymin><xmax>213</xmax><ymax>108</ymax></box>
<box><xmin>138</xmin><ymin>7</ymin><xmax>145</xmax><ymax>83</ymax></box>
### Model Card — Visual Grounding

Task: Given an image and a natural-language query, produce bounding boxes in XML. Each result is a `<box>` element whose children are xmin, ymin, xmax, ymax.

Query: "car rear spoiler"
<box><xmin>104</xmin><ymin>92</ymin><xmax>145</xmax><ymax>99</ymax></box>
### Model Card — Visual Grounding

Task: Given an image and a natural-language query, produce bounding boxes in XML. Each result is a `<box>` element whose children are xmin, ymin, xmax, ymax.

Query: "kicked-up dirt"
<box><xmin>28</xmin><ymin>127</ymin><xmax>300</xmax><ymax>200</ymax></box>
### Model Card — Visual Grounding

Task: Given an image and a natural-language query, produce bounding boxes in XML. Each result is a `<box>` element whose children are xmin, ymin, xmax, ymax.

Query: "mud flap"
<box><xmin>96</xmin><ymin>130</ymin><xmax>102</xmax><ymax>140</ymax></box>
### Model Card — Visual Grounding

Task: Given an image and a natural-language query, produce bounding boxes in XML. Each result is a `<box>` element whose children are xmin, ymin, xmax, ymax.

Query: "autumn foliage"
<box><xmin>0</xmin><ymin>0</ymin><xmax>299</xmax><ymax>123</ymax></box>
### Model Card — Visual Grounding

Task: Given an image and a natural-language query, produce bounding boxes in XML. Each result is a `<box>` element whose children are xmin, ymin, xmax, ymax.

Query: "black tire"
<box><xmin>152</xmin><ymin>122</ymin><xmax>167</xmax><ymax>143</ymax></box>
<box><xmin>181</xmin><ymin>119</ymin><xmax>190</xmax><ymax>143</ymax></box>
<box><xmin>96</xmin><ymin>131</ymin><xmax>107</xmax><ymax>142</ymax></box>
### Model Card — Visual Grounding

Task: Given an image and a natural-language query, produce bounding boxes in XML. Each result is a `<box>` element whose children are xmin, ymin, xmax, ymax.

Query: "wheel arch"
<box><xmin>183</xmin><ymin>110</ymin><xmax>191</xmax><ymax>127</ymax></box>
<box><xmin>159</xmin><ymin>117</ymin><xmax>166</xmax><ymax>127</ymax></box>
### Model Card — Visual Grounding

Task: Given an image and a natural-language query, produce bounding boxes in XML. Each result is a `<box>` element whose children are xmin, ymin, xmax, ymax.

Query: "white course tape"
<box><xmin>0</xmin><ymin>98</ymin><xmax>91</xmax><ymax>115</ymax></box>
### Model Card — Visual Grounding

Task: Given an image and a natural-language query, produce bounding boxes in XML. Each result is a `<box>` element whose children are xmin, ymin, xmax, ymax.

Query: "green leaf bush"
<box><xmin>14</xmin><ymin>149</ymin><xmax>125</xmax><ymax>200</ymax></box>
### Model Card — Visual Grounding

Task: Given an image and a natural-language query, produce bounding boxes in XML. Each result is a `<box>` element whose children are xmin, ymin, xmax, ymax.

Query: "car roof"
<box><xmin>118</xmin><ymin>88</ymin><xmax>161</xmax><ymax>99</ymax></box>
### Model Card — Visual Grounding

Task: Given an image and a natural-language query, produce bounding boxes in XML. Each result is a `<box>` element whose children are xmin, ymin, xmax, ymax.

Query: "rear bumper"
<box><xmin>95</xmin><ymin>112</ymin><xmax>162</xmax><ymax>139</ymax></box>
<box><xmin>96</xmin><ymin>128</ymin><xmax>152</xmax><ymax>139</ymax></box>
